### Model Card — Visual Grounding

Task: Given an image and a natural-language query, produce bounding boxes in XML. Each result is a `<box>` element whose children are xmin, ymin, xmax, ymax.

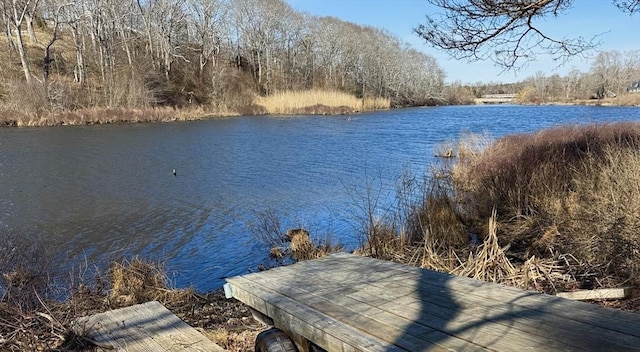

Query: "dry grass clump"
<box><xmin>450</xmin><ymin>122</ymin><xmax>640</xmax><ymax>289</ymax></box>
<box><xmin>108</xmin><ymin>258</ymin><xmax>192</xmax><ymax>306</ymax></box>
<box><xmin>255</xmin><ymin>89</ymin><xmax>390</xmax><ymax>115</ymax></box>
<box><xmin>277</xmin><ymin>228</ymin><xmax>342</xmax><ymax>263</ymax></box>
<box><xmin>249</xmin><ymin>208</ymin><xmax>342</xmax><ymax>264</ymax></box>
<box><xmin>452</xmin><ymin>210</ymin><xmax>516</xmax><ymax>284</ymax></box>
<box><xmin>362</xmin><ymin>96</ymin><xmax>391</xmax><ymax>111</ymax></box>
<box><xmin>611</xmin><ymin>93</ymin><xmax>640</xmax><ymax>106</ymax></box>
<box><xmin>573</xmin><ymin>94</ymin><xmax>640</xmax><ymax>107</ymax></box>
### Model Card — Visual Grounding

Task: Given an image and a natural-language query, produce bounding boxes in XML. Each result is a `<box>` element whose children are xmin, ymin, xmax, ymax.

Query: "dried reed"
<box><xmin>453</xmin><ymin>209</ymin><xmax>516</xmax><ymax>284</ymax></box>
<box><xmin>255</xmin><ymin>90</ymin><xmax>390</xmax><ymax>115</ymax></box>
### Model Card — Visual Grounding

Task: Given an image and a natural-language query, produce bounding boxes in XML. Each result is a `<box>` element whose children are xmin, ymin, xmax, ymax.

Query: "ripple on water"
<box><xmin>1</xmin><ymin>106</ymin><xmax>639</xmax><ymax>291</ymax></box>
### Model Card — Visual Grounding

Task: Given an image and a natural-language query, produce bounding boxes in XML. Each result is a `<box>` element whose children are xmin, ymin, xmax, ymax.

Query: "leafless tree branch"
<box><xmin>415</xmin><ymin>0</ymin><xmax>634</xmax><ymax>69</ymax></box>
<box><xmin>613</xmin><ymin>0</ymin><xmax>640</xmax><ymax>13</ymax></box>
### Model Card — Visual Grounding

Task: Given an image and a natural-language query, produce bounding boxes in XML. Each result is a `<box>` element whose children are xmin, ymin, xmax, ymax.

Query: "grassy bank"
<box><xmin>514</xmin><ymin>89</ymin><xmax>640</xmax><ymax>106</ymax></box>
<box><xmin>0</xmin><ymin>106</ymin><xmax>241</xmax><ymax>127</ymax></box>
<box><xmin>0</xmin><ymin>89</ymin><xmax>391</xmax><ymax>127</ymax></box>
<box><xmin>356</xmin><ymin>122</ymin><xmax>640</xmax><ymax>301</ymax></box>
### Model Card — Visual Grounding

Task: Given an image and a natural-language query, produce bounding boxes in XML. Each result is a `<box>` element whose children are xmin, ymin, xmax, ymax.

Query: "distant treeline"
<box><xmin>0</xmin><ymin>0</ymin><xmax>444</xmax><ymax>118</ymax></box>
<box><xmin>1</xmin><ymin>1</ymin><xmax>638</xmax><ymax>122</ymax></box>
<box><xmin>444</xmin><ymin>50</ymin><xmax>640</xmax><ymax>105</ymax></box>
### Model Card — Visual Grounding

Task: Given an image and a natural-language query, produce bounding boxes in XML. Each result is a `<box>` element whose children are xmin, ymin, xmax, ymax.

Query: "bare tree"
<box><xmin>614</xmin><ymin>0</ymin><xmax>640</xmax><ymax>13</ymax></box>
<box><xmin>0</xmin><ymin>1</ymin><xmax>17</xmax><ymax>56</ymax></box>
<box><xmin>41</xmin><ymin>2</ymin><xmax>75</xmax><ymax>99</ymax></box>
<box><xmin>415</xmin><ymin>0</ymin><xmax>638</xmax><ymax>69</ymax></box>
<box><xmin>58</xmin><ymin>1</ymin><xmax>87</xmax><ymax>85</ymax></box>
<box><xmin>187</xmin><ymin>0</ymin><xmax>229</xmax><ymax>79</ymax></box>
<box><xmin>7</xmin><ymin>0</ymin><xmax>40</xmax><ymax>83</ymax></box>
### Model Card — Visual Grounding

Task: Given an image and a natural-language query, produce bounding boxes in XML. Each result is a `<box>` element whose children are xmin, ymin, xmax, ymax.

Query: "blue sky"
<box><xmin>285</xmin><ymin>0</ymin><xmax>640</xmax><ymax>84</ymax></box>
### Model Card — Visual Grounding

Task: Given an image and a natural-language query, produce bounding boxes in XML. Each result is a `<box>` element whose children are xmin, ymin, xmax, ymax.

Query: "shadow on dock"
<box><xmin>391</xmin><ymin>265</ymin><xmax>640</xmax><ymax>351</ymax></box>
<box><xmin>225</xmin><ymin>253</ymin><xmax>640</xmax><ymax>351</ymax></box>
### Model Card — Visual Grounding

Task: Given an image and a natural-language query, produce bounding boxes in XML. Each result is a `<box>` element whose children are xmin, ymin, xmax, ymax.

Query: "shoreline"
<box><xmin>1</xmin><ymin>99</ymin><xmax>639</xmax><ymax>128</ymax></box>
<box><xmin>12</xmin><ymin>253</ymin><xmax>638</xmax><ymax>351</ymax></box>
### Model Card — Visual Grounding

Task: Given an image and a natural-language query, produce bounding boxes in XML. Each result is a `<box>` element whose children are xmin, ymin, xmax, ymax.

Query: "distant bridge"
<box><xmin>475</xmin><ymin>93</ymin><xmax>517</xmax><ymax>104</ymax></box>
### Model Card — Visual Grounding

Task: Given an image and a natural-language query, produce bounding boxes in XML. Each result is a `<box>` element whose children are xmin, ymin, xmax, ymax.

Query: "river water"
<box><xmin>1</xmin><ymin>105</ymin><xmax>638</xmax><ymax>291</ymax></box>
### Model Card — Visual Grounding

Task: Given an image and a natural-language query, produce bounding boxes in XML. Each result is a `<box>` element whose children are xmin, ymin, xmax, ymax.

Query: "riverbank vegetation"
<box><xmin>0</xmin><ymin>0</ymin><xmax>443</xmax><ymax>127</ymax></box>
<box><xmin>357</xmin><ymin>122</ymin><xmax>640</xmax><ymax>299</ymax></box>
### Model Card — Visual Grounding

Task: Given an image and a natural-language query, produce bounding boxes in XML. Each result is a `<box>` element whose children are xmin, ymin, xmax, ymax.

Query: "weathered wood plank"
<box><xmin>75</xmin><ymin>301</ymin><xmax>224</xmax><ymax>352</ymax></box>
<box><xmin>245</xmin><ymin>274</ymin><xmax>480</xmax><ymax>352</ymax></box>
<box><xmin>227</xmin><ymin>276</ymin><xmax>404</xmax><ymax>352</ymax></box>
<box><xmin>253</xmin><ymin>263</ymin><xmax>598</xmax><ymax>352</ymax></box>
<box><xmin>227</xmin><ymin>253</ymin><xmax>640</xmax><ymax>352</ymax></box>
<box><xmin>332</xmin><ymin>254</ymin><xmax>640</xmax><ymax>337</ymax></box>
<box><xmin>556</xmin><ymin>288</ymin><xmax>632</xmax><ymax>301</ymax></box>
<box><xmin>345</xmin><ymin>269</ymin><xmax>640</xmax><ymax>349</ymax></box>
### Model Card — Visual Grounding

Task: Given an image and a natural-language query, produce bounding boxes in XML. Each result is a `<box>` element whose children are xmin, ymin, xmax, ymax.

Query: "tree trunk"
<box><xmin>3</xmin><ymin>14</ymin><xmax>16</xmax><ymax>55</ymax></box>
<box><xmin>25</xmin><ymin>12</ymin><xmax>37</xmax><ymax>44</ymax></box>
<box><xmin>14</xmin><ymin>26</ymin><xmax>31</xmax><ymax>83</ymax></box>
<box><xmin>70</xmin><ymin>27</ymin><xmax>85</xmax><ymax>85</ymax></box>
<box><xmin>43</xmin><ymin>15</ymin><xmax>60</xmax><ymax>99</ymax></box>
<box><xmin>11</xmin><ymin>0</ymin><xmax>32</xmax><ymax>83</ymax></box>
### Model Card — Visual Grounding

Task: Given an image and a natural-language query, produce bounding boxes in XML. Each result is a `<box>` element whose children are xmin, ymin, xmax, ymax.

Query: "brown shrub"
<box><xmin>451</xmin><ymin>122</ymin><xmax>640</xmax><ymax>287</ymax></box>
<box><xmin>406</xmin><ymin>186</ymin><xmax>467</xmax><ymax>249</ymax></box>
<box><xmin>454</xmin><ymin>122</ymin><xmax>640</xmax><ymax>220</ymax></box>
<box><xmin>0</xmin><ymin>233</ymin><xmax>51</xmax><ymax>310</ymax></box>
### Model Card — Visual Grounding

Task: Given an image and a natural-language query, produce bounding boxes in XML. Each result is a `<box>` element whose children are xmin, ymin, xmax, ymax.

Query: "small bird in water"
<box><xmin>173</xmin><ymin>169</ymin><xmax>177</xmax><ymax>176</ymax></box>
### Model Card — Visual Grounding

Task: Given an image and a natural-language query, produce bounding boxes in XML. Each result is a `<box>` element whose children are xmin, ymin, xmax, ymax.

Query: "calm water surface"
<box><xmin>1</xmin><ymin>105</ymin><xmax>639</xmax><ymax>291</ymax></box>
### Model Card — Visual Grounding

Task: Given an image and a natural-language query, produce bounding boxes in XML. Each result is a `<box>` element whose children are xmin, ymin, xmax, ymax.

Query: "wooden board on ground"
<box><xmin>225</xmin><ymin>253</ymin><xmax>640</xmax><ymax>352</ymax></box>
<box><xmin>556</xmin><ymin>287</ymin><xmax>632</xmax><ymax>301</ymax></box>
<box><xmin>74</xmin><ymin>300</ymin><xmax>225</xmax><ymax>352</ymax></box>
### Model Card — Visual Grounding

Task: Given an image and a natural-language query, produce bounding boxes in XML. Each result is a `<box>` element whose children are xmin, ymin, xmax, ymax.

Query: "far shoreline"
<box><xmin>1</xmin><ymin>98</ymin><xmax>638</xmax><ymax>128</ymax></box>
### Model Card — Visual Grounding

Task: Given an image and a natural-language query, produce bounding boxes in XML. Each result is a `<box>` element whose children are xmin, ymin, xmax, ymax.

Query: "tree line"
<box><xmin>0</xmin><ymin>0</ymin><xmax>445</xmax><ymax>114</ymax></box>
<box><xmin>443</xmin><ymin>50</ymin><xmax>640</xmax><ymax>105</ymax></box>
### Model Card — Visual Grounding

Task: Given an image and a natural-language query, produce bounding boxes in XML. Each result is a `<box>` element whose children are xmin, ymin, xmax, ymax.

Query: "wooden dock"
<box><xmin>75</xmin><ymin>300</ymin><xmax>224</xmax><ymax>351</ymax></box>
<box><xmin>225</xmin><ymin>253</ymin><xmax>640</xmax><ymax>351</ymax></box>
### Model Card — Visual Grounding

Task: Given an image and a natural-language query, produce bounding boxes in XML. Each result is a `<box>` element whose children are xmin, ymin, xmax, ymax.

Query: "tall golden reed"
<box><xmin>255</xmin><ymin>90</ymin><xmax>390</xmax><ymax>115</ymax></box>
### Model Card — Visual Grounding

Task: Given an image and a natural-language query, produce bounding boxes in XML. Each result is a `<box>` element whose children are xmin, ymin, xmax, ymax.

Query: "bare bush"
<box><xmin>0</xmin><ymin>233</ymin><xmax>51</xmax><ymax>310</ymax></box>
<box><xmin>451</xmin><ymin>122</ymin><xmax>640</xmax><ymax>288</ymax></box>
<box><xmin>4</xmin><ymin>80</ymin><xmax>49</xmax><ymax>116</ymax></box>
